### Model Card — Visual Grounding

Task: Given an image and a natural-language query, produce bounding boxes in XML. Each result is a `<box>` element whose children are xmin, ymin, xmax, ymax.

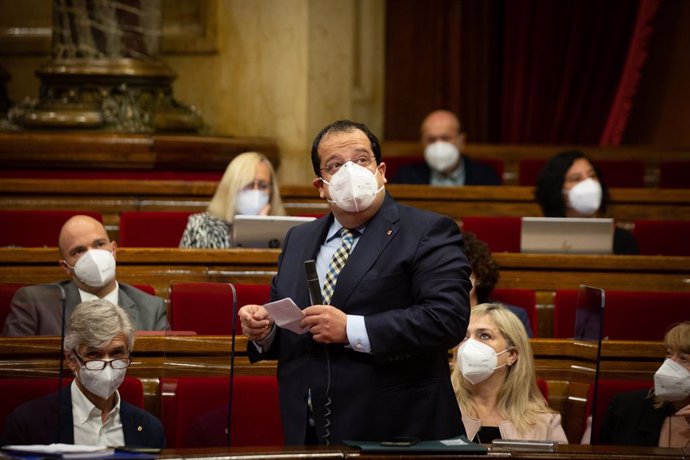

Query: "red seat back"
<box><xmin>461</xmin><ymin>216</ymin><xmax>521</xmax><ymax>253</ymax></box>
<box><xmin>491</xmin><ymin>288</ymin><xmax>538</xmax><ymax>337</ymax></box>
<box><xmin>519</xmin><ymin>158</ymin><xmax>645</xmax><ymax>188</ymax></box>
<box><xmin>632</xmin><ymin>220</ymin><xmax>690</xmax><ymax>256</ymax></box>
<box><xmin>659</xmin><ymin>161</ymin><xmax>690</xmax><ymax>189</ymax></box>
<box><xmin>554</xmin><ymin>289</ymin><xmax>689</xmax><ymax>340</ymax></box>
<box><xmin>160</xmin><ymin>376</ymin><xmax>283</xmax><ymax>448</ymax></box>
<box><xmin>0</xmin><ymin>210</ymin><xmax>103</xmax><ymax>247</ymax></box>
<box><xmin>537</xmin><ymin>378</ymin><xmax>549</xmax><ymax>401</ymax></box>
<box><xmin>169</xmin><ymin>283</ymin><xmax>270</xmax><ymax>335</ymax></box>
<box><xmin>585</xmin><ymin>379</ymin><xmax>653</xmax><ymax>444</ymax></box>
<box><xmin>0</xmin><ymin>377</ymin><xmax>144</xmax><ymax>435</ymax></box>
<box><xmin>119</xmin><ymin>211</ymin><xmax>195</xmax><ymax>247</ymax></box>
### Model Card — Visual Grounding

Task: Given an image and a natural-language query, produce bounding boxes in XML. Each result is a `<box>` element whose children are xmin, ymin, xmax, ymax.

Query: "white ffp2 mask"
<box><xmin>322</xmin><ymin>162</ymin><xmax>384</xmax><ymax>213</ymax></box>
<box><xmin>424</xmin><ymin>141</ymin><xmax>460</xmax><ymax>173</ymax></box>
<box><xmin>654</xmin><ymin>358</ymin><xmax>690</xmax><ymax>401</ymax></box>
<box><xmin>78</xmin><ymin>364</ymin><xmax>127</xmax><ymax>400</ymax></box>
<box><xmin>235</xmin><ymin>189</ymin><xmax>270</xmax><ymax>216</ymax></box>
<box><xmin>566</xmin><ymin>178</ymin><xmax>602</xmax><ymax>216</ymax></box>
<box><xmin>457</xmin><ymin>338</ymin><xmax>510</xmax><ymax>385</ymax></box>
<box><xmin>66</xmin><ymin>249</ymin><xmax>116</xmax><ymax>289</ymax></box>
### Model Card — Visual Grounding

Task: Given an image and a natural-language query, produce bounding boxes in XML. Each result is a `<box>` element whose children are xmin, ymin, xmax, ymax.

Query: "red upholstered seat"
<box><xmin>537</xmin><ymin>378</ymin><xmax>549</xmax><ymax>401</ymax></box>
<box><xmin>160</xmin><ymin>376</ymin><xmax>283</xmax><ymax>448</ymax></box>
<box><xmin>0</xmin><ymin>377</ymin><xmax>144</xmax><ymax>435</ymax></box>
<box><xmin>461</xmin><ymin>216</ymin><xmax>521</xmax><ymax>253</ymax></box>
<box><xmin>659</xmin><ymin>161</ymin><xmax>690</xmax><ymax>189</ymax></box>
<box><xmin>169</xmin><ymin>282</ymin><xmax>270</xmax><ymax>335</ymax></box>
<box><xmin>0</xmin><ymin>210</ymin><xmax>103</xmax><ymax>247</ymax></box>
<box><xmin>119</xmin><ymin>211</ymin><xmax>196</xmax><ymax>248</ymax></box>
<box><xmin>584</xmin><ymin>379</ymin><xmax>653</xmax><ymax>444</ymax></box>
<box><xmin>491</xmin><ymin>288</ymin><xmax>538</xmax><ymax>337</ymax></box>
<box><xmin>131</xmin><ymin>284</ymin><xmax>156</xmax><ymax>296</ymax></box>
<box><xmin>519</xmin><ymin>158</ymin><xmax>645</xmax><ymax>188</ymax></box>
<box><xmin>553</xmin><ymin>289</ymin><xmax>689</xmax><ymax>340</ymax></box>
<box><xmin>632</xmin><ymin>220</ymin><xmax>690</xmax><ymax>256</ymax></box>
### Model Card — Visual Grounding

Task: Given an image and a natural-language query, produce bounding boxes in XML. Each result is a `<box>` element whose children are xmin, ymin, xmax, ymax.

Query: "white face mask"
<box><xmin>654</xmin><ymin>358</ymin><xmax>690</xmax><ymax>401</ymax></box>
<box><xmin>424</xmin><ymin>141</ymin><xmax>460</xmax><ymax>173</ymax></box>
<box><xmin>566</xmin><ymin>178</ymin><xmax>602</xmax><ymax>216</ymax></box>
<box><xmin>322</xmin><ymin>161</ymin><xmax>384</xmax><ymax>213</ymax></box>
<box><xmin>65</xmin><ymin>249</ymin><xmax>116</xmax><ymax>289</ymax></box>
<box><xmin>235</xmin><ymin>189</ymin><xmax>270</xmax><ymax>216</ymax></box>
<box><xmin>78</xmin><ymin>363</ymin><xmax>127</xmax><ymax>400</ymax></box>
<box><xmin>457</xmin><ymin>338</ymin><xmax>510</xmax><ymax>385</ymax></box>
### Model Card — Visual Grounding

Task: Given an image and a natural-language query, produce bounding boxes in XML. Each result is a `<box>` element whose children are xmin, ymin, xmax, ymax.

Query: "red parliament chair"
<box><xmin>0</xmin><ymin>377</ymin><xmax>144</xmax><ymax>436</ymax></box>
<box><xmin>553</xmin><ymin>289</ymin><xmax>690</xmax><ymax>341</ymax></box>
<box><xmin>659</xmin><ymin>161</ymin><xmax>690</xmax><ymax>189</ymax></box>
<box><xmin>632</xmin><ymin>220</ymin><xmax>690</xmax><ymax>256</ymax></box>
<box><xmin>119</xmin><ymin>211</ymin><xmax>195</xmax><ymax>247</ymax></box>
<box><xmin>584</xmin><ymin>379</ymin><xmax>653</xmax><ymax>444</ymax></box>
<box><xmin>0</xmin><ymin>210</ymin><xmax>103</xmax><ymax>247</ymax></box>
<box><xmin>168</xmin><ymin>282</ymin><xmax>270</xmax><ymax>335</ymax></box>
<box><xmin>461</xmin><ymin>216</ymin><xmax>521</xmax><ymax>253</ymax></box>
<box><xmin>160</xmin><ymin>376</ymin><xmax>283</xmax><ymax>448</ymax></box>
<box><xmin>491</xmin><ymin>288</ymin><xmax>538</xmax><ymax>337</ymax></box>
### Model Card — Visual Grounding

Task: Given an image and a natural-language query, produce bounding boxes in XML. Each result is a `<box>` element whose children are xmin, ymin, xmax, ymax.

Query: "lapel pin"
<box><xmin>386</xmin><ymin>229</ymin><xmax>392</xmax><ymax>236</ymax></box>
<box><xmin>137</xmin><ymin>426</ymin><xmax>143</xmax><ymax>431</ymax></box>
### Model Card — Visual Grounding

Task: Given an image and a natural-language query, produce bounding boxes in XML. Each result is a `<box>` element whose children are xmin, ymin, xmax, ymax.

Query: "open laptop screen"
<box><xmin>520</xmin><ymin>217</ymin><xmax>614</xmax><ymax>254</ymax></box>
<box><xmin>232</xmin><ymin>215</ymin><xmax>316</xmax><ymax>249</ymax></box>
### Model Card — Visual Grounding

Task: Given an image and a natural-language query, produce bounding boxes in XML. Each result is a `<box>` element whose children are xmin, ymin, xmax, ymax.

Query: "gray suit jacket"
<box><xmin>2</xmin><ymin>280</ymin><xmax>168</xmax><ymax>336</ymax></box>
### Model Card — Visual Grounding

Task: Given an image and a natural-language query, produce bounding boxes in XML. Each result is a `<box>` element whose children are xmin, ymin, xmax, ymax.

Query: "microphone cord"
<box><xmin>56</xmin><ymin>284</ymin><xmax>66</xmax><ymax>443</ymax></box>
<box><xmin>226</xmin><ymin>283</ymin><xmax>238</xmax><ymax>447</ymax></box>
<box><xmin>321</xmin><ymin>347</ymin><xmax>332</xmax><ymax>446</ymax></box>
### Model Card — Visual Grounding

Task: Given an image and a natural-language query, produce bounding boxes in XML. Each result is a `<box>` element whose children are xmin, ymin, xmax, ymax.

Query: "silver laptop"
<box><xmin>520</xmin><ymin>217</ymin><xmax>614</xmax><ymax>254</ymax></box>
<box><xmin>232</xmin><ymin>215</ymin><xmax>316</xmax><ymax>249</ymax></box>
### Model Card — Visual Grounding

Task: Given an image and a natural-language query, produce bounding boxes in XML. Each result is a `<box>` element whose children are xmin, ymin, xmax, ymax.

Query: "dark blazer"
<box><xmin>249</xmin><ymin>194</ymin><xmax>472</xmax><ymax>445</ymax></box>
<box><xmin>2</xmin><ymin>280</ymin><xmax>168</xmax><ymax>336</ymax></box>
<box><xmin>613</xmin><ymin>227</ymin><xmax>639</xmax><ymax>255</ymax></box>
<box><xmin>599</xmin><ymin>389</ymin><xmax>671</xmax><ymax>446</ymax></box>
<box><xmin>2</xmin><ymin>386</ymin><xmax>165</xmax><ymax>448</ymax></box>
<box><xmin>391</xmin><ymin>156</ymin><xmax>501</xmax><ymax>186</ymax></box>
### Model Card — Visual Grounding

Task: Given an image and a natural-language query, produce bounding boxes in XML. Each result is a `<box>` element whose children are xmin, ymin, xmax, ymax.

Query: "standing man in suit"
<box><xmin>391</xmin><ymin>110</ymin><xmax>501</xmax><ymax>186</ymax></box>
<box><xmin>2</xmin><ymin>215</ymin><xmax>168</xmax><ymax>336</ymax></box>
<box><xmin>239</xmin><ymin>120</ymin><xmax>471</xmax><ymax>445</ymax></box>
<box><xmin>2</xmin><ymin>299</ymin><xmax>165</xmax><ymax>447</ymax></box>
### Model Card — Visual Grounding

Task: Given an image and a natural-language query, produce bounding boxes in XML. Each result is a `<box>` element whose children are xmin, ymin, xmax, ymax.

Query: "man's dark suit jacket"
<box><xmin>599</xmin><ymin>389</ymin><xmax>671</xmax><ymax>446</ymax></box>
<box><xmin>1</xmin><ymin>386</ymin><xmax>166</xmax><ymax>447</ymax></box>
<box><xmin>2</xmin><ymin>280</ymin><xmax>168</xmax><ymax>336</ymax></box>
<box><xmin>391</xmin><ymin>156</ymin><xmax>501</xmax><ymax>185</ymax></box>
<box><xmin>249</xmin><ymin>193</ymin><xmax>472</xmax><ymax>445</ymax></box>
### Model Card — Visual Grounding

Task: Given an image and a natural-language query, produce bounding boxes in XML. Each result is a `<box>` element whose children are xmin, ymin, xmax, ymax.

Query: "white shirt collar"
<box><xmin>78</xmin><ymin>282</ymin><xmax>119</xmax><ymax>305</ymax></box>
<box><xmin>71</xmin><ymin>379</ymin><xmax>121</xmax><ymax>425</ymax></box>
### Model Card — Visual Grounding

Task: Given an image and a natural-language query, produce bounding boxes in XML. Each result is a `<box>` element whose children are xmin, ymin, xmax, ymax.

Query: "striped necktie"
<box><xmin>321</xmin><ymin>228</ymin><xmax>355</xmax><ymax>305</ymax></box>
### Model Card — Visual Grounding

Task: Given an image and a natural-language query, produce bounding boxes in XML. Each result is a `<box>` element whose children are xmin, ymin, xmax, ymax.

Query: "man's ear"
<box><xmin>65</xmin><ymin>350</ymin><xmax>79</xmax><ymax>373</ymax></box>
<box><xmin>59</xmin><ymin>259</ymin><xmax>72</xmax><ymax>277</ymax></box>
<box><xmin>312</xmin><ymin>177</ymin><xmax>326</xmax><ymax>199</ymax></box>
<box><xmin>378</xmin><ymin>162</ymin><xmax>387</xmax><ymax>183</ymax></box>
<box><xmin>457</xmin><ymin>132</ymin><xmax>466</xmax><ymax>151</ymax></box>
<box><xmin>110</xmin><ymin>240</ymin><xmax>118</xmax><ymax>258</ymax></box>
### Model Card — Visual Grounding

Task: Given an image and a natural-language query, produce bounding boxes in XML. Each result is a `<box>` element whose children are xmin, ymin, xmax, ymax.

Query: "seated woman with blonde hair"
<box><xmin>180</xmin><ymin>151</ymin><xmax>285</xmax><ymax>248</ymax></box>
<box><xmin>452</xmin><ymin>303</ymin><xmax>568</xmax><ymax>444</ymax></box>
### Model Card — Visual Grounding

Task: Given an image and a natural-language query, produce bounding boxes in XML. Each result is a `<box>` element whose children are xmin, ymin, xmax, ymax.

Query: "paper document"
<box><xmin>263</xmin><ymin>297</ymin><xmax>308</xmax><ymax>334</ymax></box>
<box><xmin>2</xmin><ymin>443</ymin><xmax>114</xmax><ymax>458</ymax></box>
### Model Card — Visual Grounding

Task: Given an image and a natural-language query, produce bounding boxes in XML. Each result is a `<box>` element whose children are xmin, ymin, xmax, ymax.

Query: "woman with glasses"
<box><xmin>451</xmin><ymin>303</ymin><xmax>567</xmax><ymax>444</ymax></box>
<box><xmin>180</xmin><ymin>151</ymin><xmax>286</xmax><ymax>248</ymax></box>
<box><xmin>2</xmin><ymin>299</ymin><xmax>165</xmax><ymax>447</ymax></box>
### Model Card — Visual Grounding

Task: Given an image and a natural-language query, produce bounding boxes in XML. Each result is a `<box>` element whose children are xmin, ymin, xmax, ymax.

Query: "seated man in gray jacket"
<box><xmin>2</xmin><ymin>215</ymin><xmax>168</xmax><ymax>336</ymax></box>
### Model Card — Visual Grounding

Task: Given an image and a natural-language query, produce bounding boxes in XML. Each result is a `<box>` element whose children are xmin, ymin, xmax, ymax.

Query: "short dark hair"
<box><xmin>534</xmin><ymin>150</ymin><xmax>610</xmax><ymax>217</ymax></box>
<box><xmin>462</xmin><ymin>231</ymin><xmax>499</xmax><ymax>304</ymax></box>
<box><xmin>310</xmin><ymin>119</ymin><xmax>382</xmax><ymax>177</ymax></box>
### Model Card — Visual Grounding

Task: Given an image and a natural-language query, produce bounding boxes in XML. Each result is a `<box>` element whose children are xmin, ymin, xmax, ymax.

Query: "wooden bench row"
<box><xmin>0</xmin><ymin>335</ymin><xmax>665</xmax><ymax>444</ymax></box>
<box><xmin>1</xmin><ymin>248</ymin><xmax>689</xmax><ymax>338</ymax></box>
<box><xmin>2</xmin><ymin>180</ymin><xmax>689</xmax><ymax>243</ymax></box>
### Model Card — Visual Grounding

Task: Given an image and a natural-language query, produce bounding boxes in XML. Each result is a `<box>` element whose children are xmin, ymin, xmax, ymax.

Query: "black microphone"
<box><xmin>305</xmin><ymin>260</ymin><xmax>323</xmax><ymax>305</ymax></box>
<box><xmin>226</xmin><ymin>283</ymin><xmax>238</xmax><ymax>447</ymax></box>
<box><xmin>304</xmin><ymin>260</ymin><xmax>331</xmax><ymax>445</ymax></box>
<box><xmin>55</xmin><ymin>283</ymin><xmax>66</xmax><ymax>443</ymax></box>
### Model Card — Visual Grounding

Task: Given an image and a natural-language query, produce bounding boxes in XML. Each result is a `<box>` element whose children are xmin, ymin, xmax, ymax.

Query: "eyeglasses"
<box><xmin>74</xmin><ymin>351</ymin><xmax>132</xmax><ymax>371</ymax></box>
<box><xmin>243</xmin><ymin>180</ymin><xmax>272</xmax><ymax>191</ymax></box>
<box><xmin>320</xmin><ymin>155</ymin><xmax>374</xmax><ymax>176</ymax></box>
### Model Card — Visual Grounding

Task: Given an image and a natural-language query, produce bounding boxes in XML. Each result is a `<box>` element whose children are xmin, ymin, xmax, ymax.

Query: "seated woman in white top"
<box><xmin>179</xmin><ymin>151</ymin><xmax>286</xmax><ymax>248</ymax></box>
<box><xmin>451</xmin><ymin>303</ymin><xmax>568</xmax><ymax>444</ymax></box>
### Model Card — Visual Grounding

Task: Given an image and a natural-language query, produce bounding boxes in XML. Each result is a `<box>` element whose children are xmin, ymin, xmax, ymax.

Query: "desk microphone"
<box><xmin>304</xmin><ymin>260</ymin><xmax>331</xmax><ymax>445</ymax></box>
<box><xmin>55</xmin><ymin>283</ymin><xmax>66</xmax><ymax>443</ymax></box>
<box><xmin>226</xmin><ymin>283</ymin><xmax>238</xmax><ymax>447</ymax></box>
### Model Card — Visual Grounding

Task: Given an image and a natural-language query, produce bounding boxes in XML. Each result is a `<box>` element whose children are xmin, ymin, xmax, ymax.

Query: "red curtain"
<box><xmin>499</xmin><ymin>0</ymin><xmax>656</xmax><ymax>144</ymax></box>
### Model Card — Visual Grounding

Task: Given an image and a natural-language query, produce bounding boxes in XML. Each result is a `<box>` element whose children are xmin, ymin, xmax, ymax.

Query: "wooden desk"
<box><xmin>0</xmin><ymin>336</ymin><xmax>667</xmax><ymax>446</ymax></box>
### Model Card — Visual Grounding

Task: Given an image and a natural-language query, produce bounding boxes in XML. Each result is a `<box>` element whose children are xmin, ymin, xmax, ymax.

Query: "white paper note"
<box><xmin>263</xmin><ymin>297</ymin><xmax>308</xmax><ymax>334</ymax></box>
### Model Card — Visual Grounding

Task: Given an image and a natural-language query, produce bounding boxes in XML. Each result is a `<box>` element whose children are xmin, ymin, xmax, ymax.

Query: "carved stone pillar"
<box><xmin>10</xmin><ymin>0</ymin><xmax>202</xmax><ymax>132</ymax></box>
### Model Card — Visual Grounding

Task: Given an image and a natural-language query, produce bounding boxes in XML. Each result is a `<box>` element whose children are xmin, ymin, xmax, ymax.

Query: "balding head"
<box><xmin>420</xmin><ymin>110</ymin><xmax>464</xmax><ymax>149</ymax></box>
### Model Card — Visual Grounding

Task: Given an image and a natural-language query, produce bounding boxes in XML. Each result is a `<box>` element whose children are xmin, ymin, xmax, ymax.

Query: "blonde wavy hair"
<box><xmin>207</xmin><ymin>151</ymin><xmax>286</xmax><ymax>223</ymax></box>
<box><xmin>451</xmin><ymin>303</ymin><xmax>553</xmax><ymax>434</ymax></box>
